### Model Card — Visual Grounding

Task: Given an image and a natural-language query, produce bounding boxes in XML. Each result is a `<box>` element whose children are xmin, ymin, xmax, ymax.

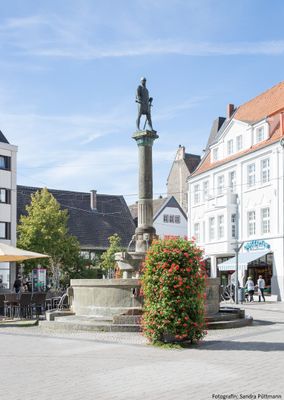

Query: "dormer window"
<box><xmin>256</xmin><ymin>127</ymin><xmax>264</xmax><ymax>143</ymax></box>
<box><xmin>213</xmin><ymin>148</ymin><xmax>218</xmax><ymax>161</ymax></box>
<box><xmin>227</xmin><ymin>140</ymin><xmax>233</xmax><ymax>155</ymax></box>
<box><xmin>236</xmin><ymin>135</ymin><xmax>242</xmax><ymax>151</ymax></box>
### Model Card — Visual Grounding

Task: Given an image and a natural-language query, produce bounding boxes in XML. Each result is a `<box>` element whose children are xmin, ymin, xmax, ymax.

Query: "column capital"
<box><xmin>132</xmin><ymin>130</ymin><xmax>159</xmax><ymax>146</ymax></box>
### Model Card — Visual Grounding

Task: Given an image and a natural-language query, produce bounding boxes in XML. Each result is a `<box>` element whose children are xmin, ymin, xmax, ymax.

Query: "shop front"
<box><xmin>217</xmin><ymin>240</ymin><xmax>273</xmax><ymax>293</ymax></box>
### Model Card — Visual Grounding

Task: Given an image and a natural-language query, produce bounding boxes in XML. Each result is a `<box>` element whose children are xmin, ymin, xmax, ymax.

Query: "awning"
<box><xmin>218</xmin><ymin>250</ymin><xmax>271</xmax><ymax>272</ymax></box>
<box><xmin>0</xmin><ymin>243</ymin><xmax>49</xmax><ymax>262</ymax></box>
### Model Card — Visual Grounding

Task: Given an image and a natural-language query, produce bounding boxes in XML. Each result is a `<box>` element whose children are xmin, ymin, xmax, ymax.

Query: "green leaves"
<box><xmin>99</xmin><ymin>234</ymin><xmax>124</xmax><ymax>277</ymax></box>
<box><xmin>17</xmin><ymin>188</ymin><xmax>81</xmax><ymax>286</ymax></box>
<box><xmin>141</xmin><ymin>238</ymin><xmax>207</xmax><ymax>343</ymax></box>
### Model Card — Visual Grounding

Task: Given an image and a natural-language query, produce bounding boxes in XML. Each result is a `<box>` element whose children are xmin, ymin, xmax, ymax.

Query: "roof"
<box><xmin>129</xmin><ymin>196</ymin><xmax>187</xmax><ymax>222</ymax></box>
<box><xmin>0</xmin><ymin>130</ymin><xmax>9</xmax><ymax>144</ymax></box>
<box><xmin>205</xmin><ymin>116</ymin><xmax>226</xmax><ymax>150</ymax></box>
<box><xmin>191</xmin><ymin>82</ymin><xmax>284</xmax><ymax>178</ymax></box>
<box><xmin>17</xmin><ymin>185</ymin><xmax>136</xmax><ymax>250</ymax></box>
<box><xmin>234</xmin><ymin>81</ymin><xmax>284</xmax><ymax>122</ymax></box>
<box><xmin>184</xmin><ymin>153</ymin><xmax>201</xmax><ymax>173</ymax></box>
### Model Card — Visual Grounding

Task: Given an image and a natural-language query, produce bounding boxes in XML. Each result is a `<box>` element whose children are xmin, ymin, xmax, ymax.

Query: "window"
<box><xmin>261</xmin><ymin>207</ymin><xmax>270</xmax><ymax>234</ymax></box>
<box><xmin>194</xmin><ymin>223</ymin><xmax>200</xmax><ymax>242</ymax></box>
<box><xmin>163</xmin><ymin>214</ymin><xmax>169</xmax><ymax>223</ymax></box>
<box><xmin>217</xmin><ymin>175</ymin><xmax>224</xmax><ymax>195</ymax></box>
<box><xmin>227</xmin><ymin>139</ymin><xmax>233</xmax><ymax>155</ymax></box>
<box><xmin>256</xmin><ymin>127</ymin><xmax>264</xmax><ymax>143</ymax></box>
<box><xmin>236</xmin><ymin>135</ymin><xmax>243</xmax><ymax>151</ymax></box>
<box><xmin>0</xmin><ymin>156</ymin><xmax>11</xmax><ymax>170</ymax></box>
<box><xmin>228</xmin><ymin>171</ymin><xmax>236</xmax><ymax>192</ymax></box>
<box><xmin>0</xmin><ymin>189</ymin><xmax>11</xmax><ymax>204</ymax></box>
<box><xmin>248</xmin><ymin>211</ymin><xmax>256</xmax><ymax>236</ymax></box>
<box><xmin>261</xmin><ymin>158</ymin><xmax>270</xmax><ymax>184</ymax></box>
<box><xmin>209</xmin><ymin>217</ymin><xmax>215</xmax><ymax>241</ymax></box>
<box><xmin>247</xmin><ymin>163</ymin><xmax>256</xmax><ymax>188</ymax></box>
<box><xmin>231</xmin><ymin>214</ymin><xmax>237</xmax><ymax>238</ymax></box>
<box><xmin>0</xmin><ymin>222</ymin><xmax>11</xmax><ymax>239</ymax></box>
<box><xmin>193</xmin><ymin>184</ymin><xmax>200</xmax><ymax>205</ymax></box>
<box><xmin>174</xmin><ymin>215</ymin><xmax>180</xmax><ymax>224</ymax></box>
<box><xmin>203</xmin><ymin>181</ymin><xmax>209</xmax><ymax>201</ymax></box>
<box><xmin>218</xmin><ymin>215</ymin><xmax>224</xmax><ymax>239</ymax></box>
<box><xmin>213</xmin><ymin>148</ymin><xmax>218</xmax><ymax>161</ymax></box>
<box><xmin>169</xmin><ymin>215</ymin><xmax>174</xmax><ymax>223</ymax></box>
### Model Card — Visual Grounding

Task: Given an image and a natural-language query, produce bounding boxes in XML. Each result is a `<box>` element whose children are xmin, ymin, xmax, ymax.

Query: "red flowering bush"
<box><xmin>141</xmin><ymin>237</ymin><xmax>207</xmax><ymax>343</ymax></box>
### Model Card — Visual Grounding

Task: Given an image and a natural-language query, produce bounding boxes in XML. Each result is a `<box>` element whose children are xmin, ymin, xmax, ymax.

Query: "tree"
<box><xmin>17</xmin><ymin>188</ymin><xmax>81</xmax><ymax>288</ymax></box>
<box><xmin>99</xmin><ymin>234</ymin><xmax>124</xmax><ymax>278</ymax></box>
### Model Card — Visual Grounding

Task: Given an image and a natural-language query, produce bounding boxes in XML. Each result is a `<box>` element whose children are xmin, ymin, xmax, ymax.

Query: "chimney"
<box><xmin>176</xmin><ymin>145</ymin><xmax>185</xmax><ymax>161</ymax></box>
<box><xmin>90</xmin><ymin>190</ymin><xmax>97</xmax><ymax>210</ymax></box>
<box><xmin>227</xmin><ymin>103</ymin><xmax>235</xmax><ymax>119</ymax></box>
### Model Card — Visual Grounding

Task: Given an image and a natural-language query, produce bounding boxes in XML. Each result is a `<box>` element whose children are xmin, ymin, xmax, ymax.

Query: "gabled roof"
<box><xmin>153</xmin><ymin>196</ymin><xmax>187</xmax><ymax>221</ymax></box>
<box><xmin>190</xmin><ymin>81</ymin><xmax>284</xmax><ymax>178</ymax></box>
<box><xmin>129</xmin><ymin>196</ymin><xmax>187</xmax><ymax>223</ymax></box>
<box><xmin>0</xmin><ymin>130</ymin><xmax>9</xmax><ymax>144</ymax></box>
<box><xmin>17</xmin><ymin>185</ymin><xmax>136</xmax><ymax>250</ymax></box>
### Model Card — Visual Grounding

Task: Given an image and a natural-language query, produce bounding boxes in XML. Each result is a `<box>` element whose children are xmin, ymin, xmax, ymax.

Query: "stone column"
<box><xmin>132</xmin><ymin>130</ymin><xmax>159</xmax><ymax>252</ymax></box>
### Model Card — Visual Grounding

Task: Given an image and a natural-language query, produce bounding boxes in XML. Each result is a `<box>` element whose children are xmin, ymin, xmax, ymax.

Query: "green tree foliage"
<box><xmin>141</xmin><ymin>237</ymin><xmax>207</xmax><ymax>343</ymax></box>
<box><xmin>99</xmin><ymin>234</ymin><xmax>123</xmax><ymax>277</ymax></box>
<box><xmin>17</xmin><ymin>188</ymin><xmax>81</xmax><ymax>287</ymax></box>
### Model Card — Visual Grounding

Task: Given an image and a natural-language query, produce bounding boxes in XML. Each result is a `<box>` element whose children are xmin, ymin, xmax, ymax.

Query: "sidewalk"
<box><xmin>0</xmin><ymin>302</ymin><xmax>283</xmax><ymax>400</ymax></box>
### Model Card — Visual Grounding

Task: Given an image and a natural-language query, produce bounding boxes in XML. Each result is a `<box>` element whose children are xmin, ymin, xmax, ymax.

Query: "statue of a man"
<box><xmin>136</xmin><ymin>77</ymin><xmax>154</xmax><ymax>131</ymax></box>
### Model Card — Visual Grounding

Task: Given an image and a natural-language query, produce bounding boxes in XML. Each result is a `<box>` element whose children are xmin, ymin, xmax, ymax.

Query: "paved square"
<box><xmin>0</xmin><ymin>303</ymin><xmax>283</xmax><ymax>400</ymax></box>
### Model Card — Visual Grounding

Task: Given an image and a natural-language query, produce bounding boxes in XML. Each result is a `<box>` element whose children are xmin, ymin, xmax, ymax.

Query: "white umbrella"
<box><xmin>0</xmin><ymin>243</ymin><xmax>49</xmax><ymax>262</ymax></box>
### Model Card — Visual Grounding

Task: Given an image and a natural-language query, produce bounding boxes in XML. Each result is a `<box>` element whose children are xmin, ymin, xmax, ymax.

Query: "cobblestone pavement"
<box><xmin>0</xmin><ymin>302</ymin><xmax>284</xmax><ymax>400</ymax></box>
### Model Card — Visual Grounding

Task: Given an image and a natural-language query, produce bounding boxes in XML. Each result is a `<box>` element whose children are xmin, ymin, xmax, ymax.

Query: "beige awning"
<box><xmin>0</xmin><ymin>243</ymin><xmax>49</xmax><ymax>262</ymax></box>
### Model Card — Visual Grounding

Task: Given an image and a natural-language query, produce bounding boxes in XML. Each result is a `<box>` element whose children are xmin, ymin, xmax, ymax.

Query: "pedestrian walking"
<box><xmin>257</xmin><ymin>275</ymin><xmax>266</xmax><ymax>302</ymax></box>
<box><xmin>245</xmin><ymin>276</ymin><xmax>255</xmax><ymax>302</ymax></box>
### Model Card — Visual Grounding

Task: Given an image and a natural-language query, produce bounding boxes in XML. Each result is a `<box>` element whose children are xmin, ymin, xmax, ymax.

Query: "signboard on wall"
<box><xmin>32</xmin><ymin>268</ymin><xmax>46</xmax><ymax>292</ymax></box>
<box><xmin>244</xmin><ymin>240</ymin><xmax>271</xmax><ymax>252</ymax></box>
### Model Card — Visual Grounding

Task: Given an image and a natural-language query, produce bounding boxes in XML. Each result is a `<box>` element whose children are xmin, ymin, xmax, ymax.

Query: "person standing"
<box><xmin>257</xmin><ymin>275</ymin><xmax>266</xmax><ymax>302</ymax></box>
<box><xmin>13</xmin><ymin>276</ymin><xmax>21</xmax><ymax>293</ymax></box>
<box><xmin>245</xmin><ymin>276</ymin><xmax>255</xmax><ymax>302</ymax></box>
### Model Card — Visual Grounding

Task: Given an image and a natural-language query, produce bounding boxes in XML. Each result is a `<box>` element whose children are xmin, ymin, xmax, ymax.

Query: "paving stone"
<box><xmin>0</xmin><ymin>302</ymin><xmax>283</xmax><ymax>400</ymax></box>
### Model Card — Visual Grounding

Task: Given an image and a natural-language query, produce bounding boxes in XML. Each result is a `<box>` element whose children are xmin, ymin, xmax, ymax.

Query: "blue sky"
<box><xmin>1</xmin><ymin>0</ymin><xmax>284</xmax><ymax>203</ymax></box>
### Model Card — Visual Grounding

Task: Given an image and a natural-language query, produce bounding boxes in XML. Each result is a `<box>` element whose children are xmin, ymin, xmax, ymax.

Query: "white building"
<box><xmin>129</xmin><ymin>196</ymin><xmax>187</xmax><ymax>240</ymax></box>
<box><xmin>188</xmin><ymin>82</ymin><xmax>284</xmax><ymax>300</ymax></box>
<box><xmin>0</xmin><ymin>131</ymin><xmax>17</xmax><ymax>290</ymax></box>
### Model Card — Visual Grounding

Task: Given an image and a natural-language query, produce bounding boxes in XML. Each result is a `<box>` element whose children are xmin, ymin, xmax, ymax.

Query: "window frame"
<box><xmin>217</xmin><ymin>215</ymin><xmax>224</xmax><ymax>239</ymax></box>
<box><xmin>217</xmin><ymin>175</ymin><xmax>225</xmax><ymax>195</ymax></box>
<box><xmin>236</xmin><ymin>135</ymin><xmax>243</xmax><ymax>151</ymax></box>
<box><xmin>193</xmin><ymin>184</ymin><xmax>200</xmax><ymax>205</ymax></box>
<box><xmin>261</xmin><ymin>207</ymin><xmax>270</xmax><ymax>234</ymax></box>
<box><xmin>247</xmin><ymin>211</ymin><xmax>256</xmax><ymax>236</ymax></box>
<box><xmin>227</xmin><ymin>139</ymin><xmax>234</xmax><ymax>155</ymax></box>
<box><xmin>209</xmin><ymin>217</ymin><xmax>215</xmax><ymax>241</ymax></box>
<box><xmin>261</xmin><ymin>158</ymin><xmax>270</xmax><ymax>184</ymax></box>
<box><xmin>247</xmin><ymin>163</ymin><xmax>256</xmax><ymax>188</ymax></box>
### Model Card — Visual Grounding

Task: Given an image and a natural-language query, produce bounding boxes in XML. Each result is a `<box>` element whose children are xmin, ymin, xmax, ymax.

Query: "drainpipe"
<box><xmin>280</xmin><ymin>137</ymin><xmax>284</xmax><ymax>300</ymax></box>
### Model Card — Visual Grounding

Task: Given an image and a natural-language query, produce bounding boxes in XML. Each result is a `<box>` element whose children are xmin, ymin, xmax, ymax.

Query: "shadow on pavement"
<box><xmin>193</xmin><ymin>340</ymin><xmax>284</xmax><ymax>351</ymax></box>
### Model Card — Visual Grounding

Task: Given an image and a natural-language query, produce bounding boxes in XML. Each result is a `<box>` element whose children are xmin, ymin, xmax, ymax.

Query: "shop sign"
<box><xmin>244</xmin><ymin>240</ymin><xmax>270</xmax><ymax>251</ymax></box>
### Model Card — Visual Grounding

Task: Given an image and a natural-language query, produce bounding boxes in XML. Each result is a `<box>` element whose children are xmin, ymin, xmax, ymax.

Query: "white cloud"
<box><xmin>1</xmin><ymin>15</ymin><xmax>284</xmax><ymax>60</ymax></box>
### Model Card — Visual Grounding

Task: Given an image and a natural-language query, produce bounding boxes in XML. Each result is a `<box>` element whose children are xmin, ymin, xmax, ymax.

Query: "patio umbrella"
<box><xmin>0</xmin><ymin>243</ymin><xmax>50</xmax><ymax>262</ymax></box>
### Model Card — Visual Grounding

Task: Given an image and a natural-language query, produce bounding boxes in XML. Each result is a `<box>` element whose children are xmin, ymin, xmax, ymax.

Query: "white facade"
<box><xmin>188</xmin><ymin>118</ymin><xmax>284</xmax><ymax>300</ymax></box>
<box><xmin>154</xmin><ymin>205</ymin><xmax>187</xmax><ymax>239</ymax></box>
<box><xmin>0</xmin><ymin>138</ymin><xmax>17</xmax><ymax>290</ymax></box>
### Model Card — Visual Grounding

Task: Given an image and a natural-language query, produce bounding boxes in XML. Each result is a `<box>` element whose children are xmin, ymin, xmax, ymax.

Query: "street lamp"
<box><xmin>233</xmin><ymin>194</ymin><xmax>243</xmax><ymax>304</ymax></box>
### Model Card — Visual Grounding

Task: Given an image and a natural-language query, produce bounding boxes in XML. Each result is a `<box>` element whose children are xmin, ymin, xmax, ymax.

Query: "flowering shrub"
<box><xmin>141</xmin><ymin>237</ymin><xmax>207</xmax><ymax>343</ymax></box>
